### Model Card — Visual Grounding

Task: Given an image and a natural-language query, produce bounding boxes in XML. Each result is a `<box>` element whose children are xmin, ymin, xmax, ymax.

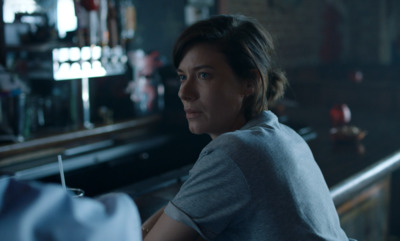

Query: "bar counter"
<box><xmin>0</xmin><ymin>106</ymin><xmax>399</xmax><ymax>239</ymax></box>
<box><xmin>286</xmin><ymin>107</ymin><xmax>400</xmax><ymax>204</ymax></box>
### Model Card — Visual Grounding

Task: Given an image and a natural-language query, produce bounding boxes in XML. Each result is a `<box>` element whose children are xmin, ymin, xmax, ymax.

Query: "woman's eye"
<box><xmin>177</xmin><ymin>74</ymin><xmax>186</xmax><ymax>82</ymax></box>
<box><xmin>198</xmin><ymin>72</ymin><xmax>210</xmax><ymax>79</ymax></box>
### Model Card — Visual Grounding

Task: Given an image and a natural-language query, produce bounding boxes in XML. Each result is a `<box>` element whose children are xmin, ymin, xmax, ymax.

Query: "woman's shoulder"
<box><xmin>207</xmin><ymin>129</ymin><xmax>254</xmax><ymax>150</ymax></box>
<box><xmin>200</xmin><ymin>128</ymin><xmax>266</xmax><ymax>164</ymax></box>
<box><xmin>203</xmin><ymin>117</ymin><xmax>307</xmax><ymax>162</ymax></box>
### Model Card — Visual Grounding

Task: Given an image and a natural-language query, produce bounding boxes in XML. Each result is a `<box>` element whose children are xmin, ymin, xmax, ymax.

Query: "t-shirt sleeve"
<box><xmin>0</xmin><ymin>177</ymin><xmax>142</xmax><ymax>241</ymax></box>
<box><xmin>164</xmin><ymin>148</ymin><xmax>251</xmax><ymax>240</ymax></box>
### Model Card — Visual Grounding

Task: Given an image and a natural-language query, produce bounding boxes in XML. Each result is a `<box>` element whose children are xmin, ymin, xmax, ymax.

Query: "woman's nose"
<box><xmin>178</xmin><ymin>79</ymin><xmax>198</xmax><ymax>101</ymax></box>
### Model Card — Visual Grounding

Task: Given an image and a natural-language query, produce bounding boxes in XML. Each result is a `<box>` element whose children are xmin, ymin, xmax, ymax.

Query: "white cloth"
<box><xmin>0</xmin><ymin>176</ymin><xmax>142</xmax><ymax>241</ymax></box>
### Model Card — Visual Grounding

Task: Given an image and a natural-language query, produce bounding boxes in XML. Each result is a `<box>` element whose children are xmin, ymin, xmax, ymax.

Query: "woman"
<box><xmin>142</xmin><ymin>14</ymin><xmax>350</xmax><ymax>241</ymax></box>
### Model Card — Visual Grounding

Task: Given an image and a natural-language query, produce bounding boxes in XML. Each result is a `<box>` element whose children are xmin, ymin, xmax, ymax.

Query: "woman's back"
<box><xmin>166</xmin><ymin>111</ymin><xmax>349</xmax><ymax>240</ymax></box>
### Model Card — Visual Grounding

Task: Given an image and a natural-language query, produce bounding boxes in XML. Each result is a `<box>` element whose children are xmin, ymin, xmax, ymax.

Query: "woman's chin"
<box><xmin>188</xmin><ymin>125</ymin><xmax>205</xmax><ymax>135</ymax></box>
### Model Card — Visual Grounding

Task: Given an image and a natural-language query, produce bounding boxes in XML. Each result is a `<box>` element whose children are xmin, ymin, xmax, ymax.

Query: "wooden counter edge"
<box><xmin>0</xmin><ymin>115</ymin><xmax>161</xmax><ymax>156</ymax></box>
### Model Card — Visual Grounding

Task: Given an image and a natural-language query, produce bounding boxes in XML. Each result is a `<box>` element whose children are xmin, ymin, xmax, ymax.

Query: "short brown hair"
<box><xmin>173</xmin><ymin>14</ymin><xmax>288</xmax><ymax>120</ymax></box>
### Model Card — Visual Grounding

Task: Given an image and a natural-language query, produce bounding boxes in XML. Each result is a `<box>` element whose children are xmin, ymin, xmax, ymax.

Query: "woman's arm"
<box><xmin>142</xmin><ymin>206</ymin><xmax>165</xmax><ymax>238</ymax></box>
<box><xmin>142</xmin><ymin>208</ymin><xmax>205</xmax><ymax>241</ymax></box>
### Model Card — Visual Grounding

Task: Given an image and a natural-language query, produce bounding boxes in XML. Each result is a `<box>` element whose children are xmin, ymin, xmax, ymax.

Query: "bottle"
<box><xmin>107</xmin><ymin>0</ymin><xmax>119</xmax><ymax>48</ymax></box>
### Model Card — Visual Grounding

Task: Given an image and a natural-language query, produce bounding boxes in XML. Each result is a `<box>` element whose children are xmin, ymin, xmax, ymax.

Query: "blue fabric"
<box><xmin>0</xmin><ymin>177</ymin><xmax>142</xmax><ymax>241</ymax></box>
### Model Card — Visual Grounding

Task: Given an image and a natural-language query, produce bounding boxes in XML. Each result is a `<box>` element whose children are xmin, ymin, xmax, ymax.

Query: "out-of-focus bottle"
<box><xmin>120</xmin><ymin>0</ymin><xmax>136</xmax><ymax>42</ymax></box>
<box><xmin>107</xmin><ymin>0</ymin><xmax>119</xmax><ymax>48</ymax></box>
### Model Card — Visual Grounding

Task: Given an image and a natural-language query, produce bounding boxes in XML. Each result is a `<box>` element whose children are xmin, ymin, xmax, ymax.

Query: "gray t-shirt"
<box><xmin>165</xmin><ymin>111</ymin><xmax>348</xmax><ymax>241</ymax></box>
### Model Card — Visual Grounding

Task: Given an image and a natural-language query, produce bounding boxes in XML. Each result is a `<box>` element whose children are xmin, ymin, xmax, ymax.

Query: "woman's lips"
<box><xmin>185</xmin><ymin>109</ymin><xmax>202</xmax><ymax>119</ymax></box>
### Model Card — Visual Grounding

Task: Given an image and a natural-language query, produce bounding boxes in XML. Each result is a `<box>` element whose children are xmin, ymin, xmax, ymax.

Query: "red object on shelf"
<box><xmin>81</xmin><ymin>0</ymin><xmax>100</xmax><ymax>11</ymax></box>
<box><xmin>330</xmin><ymin>104</ymin><xmax>351</xmax><ymax>127</ymax></box>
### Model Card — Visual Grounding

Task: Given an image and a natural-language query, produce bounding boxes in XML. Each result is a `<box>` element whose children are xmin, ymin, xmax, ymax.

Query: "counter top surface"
<box><xmin>289</xmin><ymin>107</ymin><xmax>400</xmax><ymax>186</ymax></box>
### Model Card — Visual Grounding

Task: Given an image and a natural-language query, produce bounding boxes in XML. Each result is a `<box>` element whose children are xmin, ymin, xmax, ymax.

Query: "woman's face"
<box><xmin>177</xmin><ymin>43</ymin><xmax>249</xmax><ymax>139</ymax></box>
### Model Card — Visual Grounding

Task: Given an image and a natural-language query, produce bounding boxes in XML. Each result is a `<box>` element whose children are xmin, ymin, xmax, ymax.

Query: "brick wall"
<box><xmin>223</xmin><ymin>0</ymin><xmax>398</xmax><ymax>68</ymax></box>
<box><xmin>224</xmin><ymin>0</ymin><xmax>324</xmax><ymax>67</ymax></box>
<box><xmin>222</xmin><ymin>0</ymin><xmax>400</xmax><ymax>114</ymax></box>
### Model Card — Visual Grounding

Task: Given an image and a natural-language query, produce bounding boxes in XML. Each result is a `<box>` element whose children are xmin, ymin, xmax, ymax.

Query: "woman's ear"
<box><xmin>244</xmin><ymin>79</ymin><xmax>255</xmax><ymax>96</ymax></box>
<box><xmin>244</xmin><ymin>70</ymin><xmax>259</xmax><ymax>96</ymax></box>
